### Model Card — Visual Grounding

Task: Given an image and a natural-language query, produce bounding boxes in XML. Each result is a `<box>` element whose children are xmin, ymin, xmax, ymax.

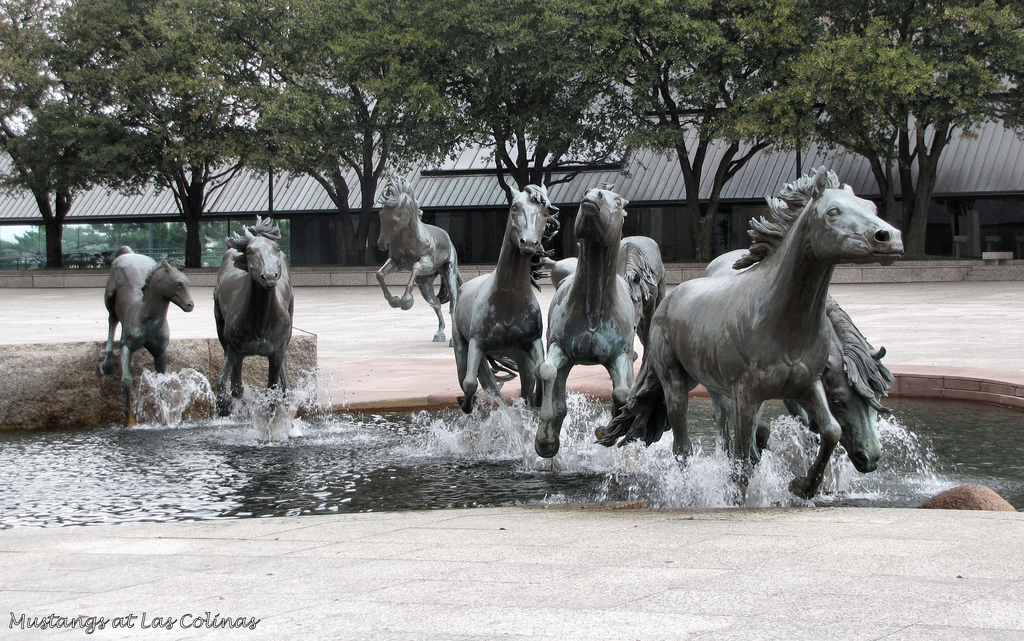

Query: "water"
<box><xmin>0</xmin><ymin>390</ymin><xmax>1020</xmax><ymax>529</ymax></box>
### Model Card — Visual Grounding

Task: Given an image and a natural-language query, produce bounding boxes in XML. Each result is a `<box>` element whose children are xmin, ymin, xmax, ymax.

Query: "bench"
<box><xmin>982</xmin><ymin>251</ymin><xmax>1013</xmax><ymax>265</ymax></box>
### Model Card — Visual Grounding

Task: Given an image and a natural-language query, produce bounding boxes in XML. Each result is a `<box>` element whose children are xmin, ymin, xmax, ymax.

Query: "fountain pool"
<box><xmin>0</xmin><ymin>395</ymin><xmax>1020</xmax><ymax>528</ymax></box>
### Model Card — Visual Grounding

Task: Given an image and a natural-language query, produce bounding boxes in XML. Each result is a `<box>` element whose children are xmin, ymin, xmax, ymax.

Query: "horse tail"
<box><xmin>487</xmin><ymin>356</ymin><xmax>518</xmax><ymax>383</ymax></box>
<box><xmin>595</xmin><ymin>357</ymin><xmax>669</xmax><ymax>447</ymax></box>
<box><xmin>438</xmin><ymin>252</ymin><xmax>463</xmax><ymax>305</ymax></box>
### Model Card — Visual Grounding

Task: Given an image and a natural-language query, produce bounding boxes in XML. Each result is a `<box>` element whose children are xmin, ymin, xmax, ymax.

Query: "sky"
<box><xmin>0</xmin><ymin>225</ymin><xmax>35</xmax><ymax>243</ymax></box>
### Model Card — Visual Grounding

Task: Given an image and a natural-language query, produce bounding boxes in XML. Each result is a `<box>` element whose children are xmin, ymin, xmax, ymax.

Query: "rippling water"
<box><xmin>0</xmin><ymin>391</ymin><xmax>1020</xmax><ymax>528</ymax></box>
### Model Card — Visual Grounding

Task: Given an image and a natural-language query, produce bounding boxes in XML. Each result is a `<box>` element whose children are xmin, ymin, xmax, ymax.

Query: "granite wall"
<box><xmin>0</xmin><ymin>333</ymin><xmax>316</xmax><ymax>430</ymax></box>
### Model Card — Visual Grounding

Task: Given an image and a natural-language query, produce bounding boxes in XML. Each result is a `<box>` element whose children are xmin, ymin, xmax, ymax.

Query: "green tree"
<box><xmin>253</xmin><ymin>0</ymin><xmax>459</xmax><ymax>265</ymax></box>
<box><xmin>57</xmin><ymin>0</ymin><xmax>260</xmax><ymax>267</ymax></box>
<box><xmin>801</xmin><ymin>0</ymin><xmax>1024</xmax><ymax>257</ymax></box>
<box><xmin>450</xmin><ymin>0</ymin><xmax>631</xmax><ymax>202</ymax></box>
<box><xmin>0</xmin><ymin>0</ymin><xmax>124</xmax><ymax>267</ymax></box>
<box><xmin>597</xmin><ymin>0</ymin><xmax>818</xmax><ymax>260</ymax></box>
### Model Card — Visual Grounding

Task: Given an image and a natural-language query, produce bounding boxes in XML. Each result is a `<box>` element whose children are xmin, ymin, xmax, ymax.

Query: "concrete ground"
<box><xmin>1</xmin><ymin>281</ymin><xmax>1022</xmax><ymax>639</ymax></box>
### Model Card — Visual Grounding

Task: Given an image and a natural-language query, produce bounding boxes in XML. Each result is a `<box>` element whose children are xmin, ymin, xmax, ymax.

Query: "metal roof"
<box><xmin>3</xmin><ymin>120</ymin><xmax>1024</xmax><ymax>224</ymax></box>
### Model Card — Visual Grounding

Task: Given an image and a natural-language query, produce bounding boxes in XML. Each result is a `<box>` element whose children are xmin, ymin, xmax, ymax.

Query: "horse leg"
<box><xmin>216</xmin><ymin>350</ymin><xmax>242</xmax><ymax>416</ymax></box>
<box><xmin>460</xmin><ymin>339</ymin><xmax>486</xmax><ymax>413</ymax></box>
<box><xmin>417</xmin><ymin>278</ymin><xmax>446</xmax><ymax>343</ymax></box>
<box><xmin>102</xmin><ymin>314</ymin><xmax>118</xmax><ymax>375</ymax></box>
<box><xmin>606</xmin><ymin>352</ymin><xmax>634</xmax><ymax>417</ymax></box>
<box><xmin>375</xmin><ymin>259</ymin><xmax>404</xmax><ymax>309</ymax></box>
<box><xmin>522</xmin><ymin>339</ymin><xmax>544</xmax><ymax>408</ymax></box>
<box><xmin>710</xmin><ymin>391</ymin><xmax>733</xmax><ymax>454</ymax></box>
<box><xmin>120</xmin><ymin>343</ymin><xmax>134</xmax><ymax>426</ymax></box>
<box><xmin>268</xmin><ymin>351</ymin><xmax>288</xmax><ymax>391</ymax></box>
<box><xmin>537</xmin><ymin>345</ymin><xmax>570</xmax><ymax>457</ymax></box>
<box><xmin>790</xmin><ymin>380</ymin><xmax>842</xmax><ymax>499</ymax></box>
<box><xmin>394</xmin><ymin>261</ymin><xmax>424</xmax><ymax>311</ymax></box>
<box><xmin>660</xmin><ymin>362</ymin><xmax>694</xmax><ymax>459</ymax></box>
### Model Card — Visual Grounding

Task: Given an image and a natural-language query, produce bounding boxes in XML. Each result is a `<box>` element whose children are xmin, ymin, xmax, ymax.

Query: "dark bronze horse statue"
<box><xmin>213</xmin><ymin>217</ymin><xmax>294</xmax><ymax>418</ymax></box>
<box><xmin>597</xmin><ymin>168</ymin><xmax>903</xmax><ymax>498</ymax></box>
<box><xmin>376</xmin><ymin>178</ymin><xmax>463</xmax><ymax>343</ymax></box>
<box><xmin>102</xmin><ymin>248</ymin><xmax>194</xmax><ymax>425</ymax></box>
<box><xmin>546</xmin><ymin>235</ymin><xmax>665</xmax><ymax>350</ymax></box>
<box><xmin>453</xmin><ymin>184</ymin><xmax>559</xmax><ymax>412</ymax></box>
<box><xmin>536</xmin><ymin>186</ymin><xmax>636</xmax><ymax>458</ymax></box>
<box><xmin>706</xmin><ymin>249</ymin><xmax>892</xmax><ymax>473</ymax></box>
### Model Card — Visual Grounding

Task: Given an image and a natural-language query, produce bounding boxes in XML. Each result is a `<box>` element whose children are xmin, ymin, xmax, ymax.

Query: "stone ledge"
<box><xmin>0</xmin><ymin>334</ymin><xmax>317</xmax><ymax>430</ymax></box>
<box><xmin>5</xmin><ymin>259</ymin><xmax>1024</xmax><ymax>288</ymax></box>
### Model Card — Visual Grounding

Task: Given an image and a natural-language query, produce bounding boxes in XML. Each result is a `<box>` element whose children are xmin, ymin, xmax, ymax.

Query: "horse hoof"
<box><xmin>101</xmin><ymin>362</ymin><xmax>114</xmax><ymax>375</ymax></box>
<box><xmin>788</xmin><ymin>477</ymin><xmax>817</xmax><ymax>500</ymax></box>
<box><xmin>456</xmin><ymin>395</ymin><xmax>473</xmax><ymax>414</ymax></box>
<box><xmin>534</xmin><ymin>438</ymin><xmax>560</xmax><ymax>458</ymax></box>
<box><xmin>433</xmin><ymin>333</ymin><xmax>446</xmax><ymax>343</ymax></box>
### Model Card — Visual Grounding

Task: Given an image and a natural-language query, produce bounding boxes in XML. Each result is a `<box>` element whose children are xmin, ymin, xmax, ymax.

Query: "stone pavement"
<box><xmin>0</xmin><ymin>281</ymin><xmax>1022</xmax><ymax>639</ymax></box>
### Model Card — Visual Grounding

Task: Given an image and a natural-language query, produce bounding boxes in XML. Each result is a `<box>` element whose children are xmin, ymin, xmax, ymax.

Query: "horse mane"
<box><xmin>226</xmin><ymin>216</ymin><xmax>282</xmax><ymax>253</ymax></box>
<box><xmin>142</xmin><ymin>258</ymin><xmax>185</xmax><ymax>291</ymax></box>
<box><xmin>522</xmin><ymin>184</ymin><xmax>562</xmax><ymax>291</ymax></box>
<box><xmin>382</xmin><ymin>177</ymin><xmax>417</xmax><ymax>209</ymax></box>
<box><xmin>825</xmin><ymin>297</ymin><xmax>893</xmax><ymax>400</ymax></box>
<box><xmin>623</xmin><ymin>243</ymin><xmax>658</xmax><ymax>304</ymax></box>
<box><xmin>733</xmin><ymin>168</ymin><xmax>842</xmax><ymax>269</ymax></box>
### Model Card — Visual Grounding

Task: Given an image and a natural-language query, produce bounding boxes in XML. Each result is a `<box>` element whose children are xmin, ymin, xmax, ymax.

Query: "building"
<box><xmin>3</xmin><ymin>120</ymin><xmax>1024</xmax><ymax>266</ymax></box>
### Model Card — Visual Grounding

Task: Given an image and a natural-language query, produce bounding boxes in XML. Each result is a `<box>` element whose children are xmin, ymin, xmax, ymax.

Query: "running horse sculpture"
<box><xmin>706</xmin><ymin>249</ymin><xmax>893</xmax><ymax>474</ymax></box>
<box><xmin>453</xmin><ymin>184</ymin><xmax>559</xmax><ymax>412</ymax></box>
<box><xmin>596</xmin><ymin>168</ymin><xmax>903</xmax><ymax>498</ymax></box>
<box><xmin>376</xmin><ymin>178</ymin><xmax>463</xmax><ymax>343</ymax></box>
<box><xmin>546</xmin><ymin>235</ymin><xmax>666</xmax><ymax>350</ymax></box>
<box><xmin>213</xmin><ymin>217</ymin><xmax>294</xmax><ymax>418</ymax></box>
<box><xmin>536</xmin><ymin>186</ymin><xmax>636</xmax><ymax>458</ymax></box>
<box><xmin>102</xmin><ymin>248</ymin><xmax>194</xmax><ymax>425</ymax></box>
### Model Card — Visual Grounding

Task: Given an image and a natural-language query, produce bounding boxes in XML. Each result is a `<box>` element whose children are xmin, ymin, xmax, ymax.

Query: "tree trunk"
<box><xmin>183</xmin><ymin>213</ymin><xmax>203</xmax><ymax>268</ymax></box>
<box><xmin>35</xmin><ymin>191</ymin><xmax>71</xmax><ymax>269</ymax></box>
<box><xmin>675</xmin><ymin>145</ymin><xmax>713</xmax><ymax>261</ymax></box>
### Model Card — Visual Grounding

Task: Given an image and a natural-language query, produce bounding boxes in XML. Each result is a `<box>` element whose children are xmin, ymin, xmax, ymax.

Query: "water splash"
<box><xmin>133</xmin><ymin>368</ymin><xmax>214</xmax><ymax>426</ymax></box>
<box><xmin>223</xmin><ymin>367</ymin><xmax>332</xmax><ymax>442</ymax></box>
<box><xmin>396</xmin><ymin>394</ymin><xmax>957</xmax><ymax>508</ymax></box>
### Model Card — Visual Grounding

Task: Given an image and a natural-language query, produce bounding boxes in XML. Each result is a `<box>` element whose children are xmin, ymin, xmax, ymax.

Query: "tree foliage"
<box><xmin>447</xmin><ymin>0</ymin><xmax>632</xmax><ymax>202</ymax></box>
<box><xmin>56</xmin><ymin>0</ymin><xmax>261</xmax><ymax>267</ymax></box>
<box><xmin>0</xmin><ymin>0</ymin><xmax>127</xmax><ymax>267</ymax></box>
<box><xmin>252</xmin><ymin>0</ymin><xmax>460</xmax><ymax>265</ymax></box>
<box><xmin>800</xmin><ymin>0</ymin><xmax>1024</xmax><ymax>257</ymax></box>
<box><xmin>595</xmin><ymin>0</ymin><xmax>819</xmax><ymax>260</ymax></box>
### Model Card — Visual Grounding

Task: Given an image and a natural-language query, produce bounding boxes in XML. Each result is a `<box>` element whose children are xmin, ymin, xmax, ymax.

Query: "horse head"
<box><xmin>144</xmin><ymin>259</ymin><xmax>194</xmax><ymax>312</ymax></box>
<box><xmin>509</xmin><ymin>184</ymin><xmax>559</xmax><ymax>256</ymax></box>
<box><xmin>803</xmin><ymin>168</ymin><xmax>903</xmax><ymax>265</ymax></box>
<box><xmin>823</xmin><ymin>297</ymin><xmax>894</xmax><ymax>473</ymax></box>
<box><xmin>227</xmin><ymin>217</ymin><xmax>286</xmax><ymax>290</ymax></box>
<box><xmin>576</xmin><ymin>185</ymin><xmax>627</xmax><ymax>247</ymax></box>
<box><xmin>821</xmin><ymin>335</ymin><xmax>881</xmax><ymax>472</ymax></box>
<box><xmin>377</xmin><ymin>177</ymin><xmax>420</xmax><ymax>251</ymax></box>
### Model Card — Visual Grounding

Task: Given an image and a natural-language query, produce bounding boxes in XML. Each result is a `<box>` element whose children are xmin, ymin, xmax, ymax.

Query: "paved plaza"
<box><xmin>0</xmin><ymin>281</ymin><xmax>1022</xmax><ymax>639</ymax></box>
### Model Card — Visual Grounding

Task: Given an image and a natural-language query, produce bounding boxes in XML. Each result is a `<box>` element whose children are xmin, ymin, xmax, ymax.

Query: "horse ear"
<box><xmin>232</xmin><ymin>252</ymin><xmax>248</xmax><ymax>272</ymax></box>
<box><xmin>872</xmin><ymin>346</ymin><xmax>886</xmax><ymax>361</ymax></box>
<box><xmin>244</xmin><ymin>226</ymin><xmax>255</xmax><ymax>241</ymax></box>
<box><xmin>812</xmin><ymin>166</ymin><xmax>830</xmax><ymax>197</ymax></box>
<box><xmin>548</xmin><ymin>204</ymin><xmax>560</xmax><ymax>215</ymax></box>
<box><xmin>616</xmin><ymin>197</ymin><xmax>629</xmax><ymax>214</ymax></box>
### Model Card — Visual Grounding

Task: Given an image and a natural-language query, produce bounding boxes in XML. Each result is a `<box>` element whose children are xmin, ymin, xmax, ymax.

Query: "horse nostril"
<box><xmin>874</xmin><ymin>230</ymin><xmax>890</xmax><ymax>243</ymax></box>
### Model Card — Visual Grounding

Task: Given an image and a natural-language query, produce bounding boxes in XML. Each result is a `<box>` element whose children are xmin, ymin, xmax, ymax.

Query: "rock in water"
<box><xmin>918</xmin><ymin>484</ymin><xmax>1016</xmax><ymax>512</ymax></box>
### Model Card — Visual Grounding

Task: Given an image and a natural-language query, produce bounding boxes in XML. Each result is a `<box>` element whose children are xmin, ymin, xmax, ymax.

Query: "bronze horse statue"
<box><xmin>213</xmin><ymin>217</ymin><xmax>294</xmax><ymax>417</ymax></box>
<box><xmin>596</xmin><ymin>168</ymin><xmax>903</xmax><ymax>498</ymax></box>
<box><xmin>706</xmin><ymin>249</ymin><xmax>893</xmax><ymax>473</ymax></box>
<box><xmin>536</xmin><ymin>186</ymin><xmax>636</xmax><ymax>458</ymax></box>
<box><xmin>376</xmin><ymin>178</ymin><xmax>463</xmax><ymax>343</ymax></box>
<box><xmin>453</xmin><ymin>184</ymin><xmax>559</xmax><ymax>412</ymax></box>
<box><xmin>102</xmin><ymin>248</ymin><xmax>194</xmax><ymax>425</ymax></box>
<box><xmin>546</xmin><ymin>235</ymin><xmax>666</xmax><ymax>350</ymax></box>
